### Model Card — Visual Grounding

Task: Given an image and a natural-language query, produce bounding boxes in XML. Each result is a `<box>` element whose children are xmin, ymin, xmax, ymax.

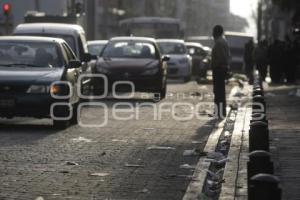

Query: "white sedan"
<box><xmin>157</xmin><ymin>39</ymin><xmax>192</xmax><ymax>82</ymax></box>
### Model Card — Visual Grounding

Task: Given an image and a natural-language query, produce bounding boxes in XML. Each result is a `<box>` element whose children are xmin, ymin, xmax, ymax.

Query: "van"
<box><xmin>13</xmin><ymin>23</ymin><xmax>92</xmax><ymax>67</ymax></box>
<box><xmin>13</xmin><ymin>23</ymin><xmax>93</xmax><ymax>90</ymax></box>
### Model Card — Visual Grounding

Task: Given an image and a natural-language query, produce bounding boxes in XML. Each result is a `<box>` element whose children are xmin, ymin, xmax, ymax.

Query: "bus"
<box><xmin>119</xmin><ymin>17</ymin><xmax>182</xmax><ymax>39</ymax></box>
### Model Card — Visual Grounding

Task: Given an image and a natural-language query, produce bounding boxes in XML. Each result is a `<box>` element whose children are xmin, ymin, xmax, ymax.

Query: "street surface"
<box><xmin>0</xmin><ymin>81</ymin><xmax>226</xmax><ymax>200</ymax></box>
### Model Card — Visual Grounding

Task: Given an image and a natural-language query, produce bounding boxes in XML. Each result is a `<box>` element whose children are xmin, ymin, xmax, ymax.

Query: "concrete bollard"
<box><xmin>252</xmin><ymin>95</ymin><xmax>266</xmax><ymax>111</ymax></box>
<box><xmin>249</xmin><ymin>121</ymin><xmax>269</xmax><ymax>152</ymax></box>
<box><xmin>251</xmin><ymin>113</ymin><xmax>268</xmax><ymax>124</ymax></box>
<box><xmin>249</xmin><ymin>173</ymin><xmax>281</xmax><ymax>200</ymax></box>
<box><xmin>253</xmin><ymin>88</ymin><xmax>264</xmax><ymax>97</ymax></box>
<box><xmin>247</xmin><ymin>150</ymin><xmax>274</xmax><ymax>179</ymax></box>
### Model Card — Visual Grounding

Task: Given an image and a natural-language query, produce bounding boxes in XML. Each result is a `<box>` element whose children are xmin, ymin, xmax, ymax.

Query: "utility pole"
<box><xmin>35</xmin><ymin>0</ymin><xmax>40</xmax><ymax>11</ymax></box>
<box><xmin>257</xmin><ymin>2</ymin><xmax>263</xmax><ymax>41</ymax></box>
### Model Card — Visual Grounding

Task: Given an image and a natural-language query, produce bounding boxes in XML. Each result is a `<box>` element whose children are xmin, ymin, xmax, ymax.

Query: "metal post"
<box><xmin>5</xmin><ymin>14</ymin><xmax>9</xmax><ymax>35</ymax></box>
<box><xmin>35</xmin><ymin>0</ymin><xmax>40</xmax><ymax>11</ymax></box>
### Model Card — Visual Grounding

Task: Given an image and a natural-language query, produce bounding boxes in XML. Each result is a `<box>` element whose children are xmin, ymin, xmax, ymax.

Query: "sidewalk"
<box><xmin>265</xmin><ymin>84</ymin><xmax>300</xmax><ymax>200</ymax></box>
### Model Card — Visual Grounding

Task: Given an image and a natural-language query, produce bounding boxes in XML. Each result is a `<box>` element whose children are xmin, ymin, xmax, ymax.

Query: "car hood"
<box><xmin>0</xmin><ymin>67</ymin><xmax>64</xmax><ymax>85</ymax></box>
<box><xmin>97</xmin><ymin>58</ymin><xmax>159</xmax><ymax>73</ymax></box>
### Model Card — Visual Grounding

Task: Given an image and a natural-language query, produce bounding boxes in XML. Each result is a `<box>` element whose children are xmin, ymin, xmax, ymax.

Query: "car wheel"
<box><xmin>70</xmin><ymin>103</ymin><xmax>78</xmax><ymax>125</ymax></box>
<box><xmin>53</xmin><ymin>119</ymin><xmax>70</xmax><ymax>129</ymax></box>
<box><xmin>160</xmin><ymin>80</ymin><xmax>167</xmax><ymax>99</ymax></box>
<box><xmin>52</xmin><ymin>103</ymin><xmax>73</xmax><ymax>129</ymax></box>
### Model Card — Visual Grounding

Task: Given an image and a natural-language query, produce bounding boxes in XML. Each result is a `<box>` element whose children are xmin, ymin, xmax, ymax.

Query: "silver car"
<box><xmin>157</xmin><ymin>39</ymin><xmax>192</xmax><ymax>82</ymax></box>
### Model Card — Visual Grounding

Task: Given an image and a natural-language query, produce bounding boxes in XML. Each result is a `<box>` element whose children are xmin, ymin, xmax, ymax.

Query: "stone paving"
<box><xmin>266</xmin><ymin>84</ymin><xmax>300</xmax><ymax>200</ymax></box>
<box><xmin>0</xmin><ymin>81</ymin><xmax>227</xmax><ymax>200</ymax></box>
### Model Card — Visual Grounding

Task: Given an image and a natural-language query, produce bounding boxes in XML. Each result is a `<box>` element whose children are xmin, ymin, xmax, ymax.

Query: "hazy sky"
<box><xmin>230</xmin><ymin>0</ymin><xmax>259</xmax><ymax>38</ymax></box>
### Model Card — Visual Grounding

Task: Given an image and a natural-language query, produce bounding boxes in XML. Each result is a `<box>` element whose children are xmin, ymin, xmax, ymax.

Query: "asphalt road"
<box><xmin>0</xmin><ymin>80</ymin><xmax>219</xmax><ymax>200</ymax></box>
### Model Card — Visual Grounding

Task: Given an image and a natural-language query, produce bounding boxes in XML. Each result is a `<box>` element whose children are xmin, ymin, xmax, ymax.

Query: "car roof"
<box><xmin>156</xmin><ymin>39</ymin><xmax>185</xmax><ymax>44</ymax></box>
<box><xmin>109</xmin><ymin>36</ymin><xmax>156</xmax><ymax>43</ymax></box>
<box><xmin>14</xmin><ymin>23</ymin><xmax>85</xmax><ymax>35</ymax></box>
<box><xmin>87</xmin><ymin>40</ymin><xmax>108</xmax><ymax>45</ymax></box>
<box><xmin>0</xmin><ymin>36</ymin><xmax>66</xmax><ymax>43</ymax></box>
<box><xmin>185</xmin><ymin>42</ymin><xmax>204</xmax><ymax>48</ymax></box>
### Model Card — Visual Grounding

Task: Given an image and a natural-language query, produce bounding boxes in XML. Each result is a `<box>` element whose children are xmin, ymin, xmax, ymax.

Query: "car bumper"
<box><xmin>0</xmin><ymin>94</ymin><xmax>63</xmax><ymax>118</ymax></box>
<box><xmin>93</xmin><ymin>73</ymin><xmax>163</xmax><ymax>92</ymax></box>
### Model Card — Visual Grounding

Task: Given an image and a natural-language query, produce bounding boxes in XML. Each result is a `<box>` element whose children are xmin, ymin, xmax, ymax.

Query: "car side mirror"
<box><xmin>82</xmin><ymin>53</ymin><xmax>92</xmax><ymax>62</ymax></box>
<box><xmin>68</xmin><ymin>60</ymin><xmax>81</xmax><ymax>69</ymax></box>
<box><xmin>162</xmin><ymin>55</ymin><xmax>170</xmax><ymax>62</ymax></box>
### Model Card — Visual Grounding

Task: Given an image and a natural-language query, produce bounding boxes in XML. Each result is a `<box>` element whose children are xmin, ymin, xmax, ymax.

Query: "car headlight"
<box><xmin>26</xmin><ymin>85</ymin><xmax>50</xmax><ymax>93</ymax></box>
<box><xmin>141</xmin><ymin>68</ymin><xmax>159</xmax><ymax>75</ymax></box>
<box><xmin>179</xmin><ymin>58</ymin><xmax>188</xmax><ymax>64</ymax></box>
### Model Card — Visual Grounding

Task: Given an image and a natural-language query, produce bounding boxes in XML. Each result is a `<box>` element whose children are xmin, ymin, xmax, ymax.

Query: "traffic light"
<box><xmin>2</xmin><ymin>3</ymin><xmax>11</xmax><ymax>16</ymax></box>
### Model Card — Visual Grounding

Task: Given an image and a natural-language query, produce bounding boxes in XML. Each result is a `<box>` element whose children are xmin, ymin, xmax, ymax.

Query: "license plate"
<box><xmin>0</xmin><ymin>98</ymin><xmax>15</xmax><ymax>107</ymax></box>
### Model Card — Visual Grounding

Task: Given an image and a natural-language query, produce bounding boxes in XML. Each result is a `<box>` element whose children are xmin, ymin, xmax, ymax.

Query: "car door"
<box><xmin>61</xmin><ymin>42</ymin><xmax>81</xmax><ymax>104</ymax></box>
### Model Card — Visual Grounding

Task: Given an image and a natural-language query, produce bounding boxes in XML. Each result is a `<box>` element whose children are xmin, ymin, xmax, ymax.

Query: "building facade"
<box><xmin>0</xmin><ymin>0</ymin><xmax>68</xmax><ymax>35</ymax></box>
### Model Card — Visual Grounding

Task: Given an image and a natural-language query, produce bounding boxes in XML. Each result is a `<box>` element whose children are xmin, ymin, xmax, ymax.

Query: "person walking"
<box><xmin>268</xmin><ymin>40</ymin><xmax>284</xmax><ymax>83</ymax></box>
<box><xmin>254</xmin><ymin>40</ymin><xmax>269</xmax><ymax>81</ymax></box>
<box><xmin>244</xmin><ymin>39</ymin><xmax>255</xmax><ymax>84</ymax></box>
<box><xmin>211</xmin><ymin>25</ymin><xmax>231</xmax><ymax>119</ymax></box>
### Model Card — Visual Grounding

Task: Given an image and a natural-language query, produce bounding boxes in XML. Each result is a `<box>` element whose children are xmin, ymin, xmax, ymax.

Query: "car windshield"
<box><xmin>88</xmin><ymin>43</ymin><xmax>106</xmax><ymax>56</ymax></box>
<box><xmin>0</xmin><ymin>41</ymin><xmax>63</xmax><ymax>68</ymax></box>
<box><xmin>18</xmin><ymin>33</ymin><xmax>76</xmax><ymax>55</ymax></box>
<box><xmin>158</xmin><ymin>42</ymin><xmax>187</xmax><ymax>55</ymax></box>
<box><xmin>102</xmin><ymin>40</ymin><xmax>157</xmax><ymax>59</ymax></box>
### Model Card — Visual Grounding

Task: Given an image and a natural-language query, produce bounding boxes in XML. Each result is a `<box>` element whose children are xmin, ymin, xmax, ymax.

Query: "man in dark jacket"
<box><xmin>211</xmin><ymin>25</ymin><xmax>231</xmax><ymax>119</ymax></box>
<box><xmin>244</xmin><ymin>39</ymin><xmax>255</xmax><ymax>84</ymax></box>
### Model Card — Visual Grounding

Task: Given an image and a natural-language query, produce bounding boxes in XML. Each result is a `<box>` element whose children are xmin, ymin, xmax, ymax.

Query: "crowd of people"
<box><xmin>244</xmin><ymin>37</ymin><xmax>300</xmax><ymax>84</ymax></box>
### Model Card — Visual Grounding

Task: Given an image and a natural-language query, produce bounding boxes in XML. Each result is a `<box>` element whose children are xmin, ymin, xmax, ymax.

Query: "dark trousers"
<box><xmin>245</xmin><ymin>62</ymin><xmax>254</xmax><ymax>84</ymax></box>
<box><xmin>256</xmin><ymin>63</ymin><xmax>268</xmax><ymax>81</ymax></box>
<box><xmin>213</xmin><ymin>68</ymin><xmax>227</xmax><ymax>119</ymax></box>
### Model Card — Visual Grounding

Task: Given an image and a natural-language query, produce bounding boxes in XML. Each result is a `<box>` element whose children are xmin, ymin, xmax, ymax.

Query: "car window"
<box><xmin>88</xmin><ymin>43</ymin><xmax>106</xmax><ymax>56</ymax></box>
<box><xmin>0</xmin><ymin>41</ymin><xmax>63</xmax><ymax>68</ymax></box>
<box><xmin>62</xmin><ymin>43</ymin><xmax>76</xmax><ymax>62</ymax></box>
<box><xmin>102</xmin><ymin>41</ymin><xmax>157</xmax><ymax>59</ymax></box>
<box><xmin>158</xmin><ymin>42</ymin><xmax>187</xmax><ymax>55</ymax></box>
<box><xmin>16</xmin><ymin>33</ymin><xmax>77</xmax><ymax>54</ymax></box>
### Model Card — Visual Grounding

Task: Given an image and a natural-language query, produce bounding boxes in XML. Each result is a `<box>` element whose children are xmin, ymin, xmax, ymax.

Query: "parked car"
<box><xmin>185</xmin><ymin>42</ymin><xmax>211</xmax><ymax>79</ymax></box>
<box><xmin>156</xmin><ymin>39</ymin><xmax>192</xmax><ymax>82</ymax></box>
<box><xmin>14</xmin><ymin>23</ymin><xmax>93</xmax><ymax>94</ymax></box>
<box><xmin>87</xmin><ymin>40</ymin><xmax>108</xmax><ymax>56</ymax></box>
<box><xmin>0</xmin><ymin>36</ymin><xmax>84</xmax><ymax>128</ymax></box>
<box><xmin>93</xmin><ymin>36</ymin><xmax>169</xmax><ymax>100</ymax></box>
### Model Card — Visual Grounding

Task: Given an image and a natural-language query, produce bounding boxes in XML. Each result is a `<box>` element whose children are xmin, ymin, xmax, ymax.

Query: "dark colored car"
<box><xmin>0</xmin><ymin>36</ymin><xmax>84</xmax><ymax>128</ymax></box>
<box><xmin>93</xmin><ymin>37</ymin><xmax>169</xmax><ymax>100</ymax></box>
<box><xmin>185</xmin><ymin>42</ymin><xmax>211</xmax><ymax>79</ymax></box>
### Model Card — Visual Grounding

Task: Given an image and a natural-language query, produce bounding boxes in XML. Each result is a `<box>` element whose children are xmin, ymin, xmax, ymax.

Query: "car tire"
<box><xmin>153</xmin><ymin>78</ymin><xmax>167</xmax><ymax>102</ymax></box>
<box><xmin>70</xmin><ymin>103</ymin><xmax>78</xmax><ymax>125</ymax></box>
<box><xmin>160</xmin><ymin>80</ymin><xmax>167</xmax><ymax>99</ymax></box>
<box><xmin>52</xmin><ymin>103</ymin><xmax>74</xmax><ymax>129</ymax></box>
<box><xmin>53</xmin><ymin>119</ymin><xmax>70</xmax><ymax>129</ymax></box>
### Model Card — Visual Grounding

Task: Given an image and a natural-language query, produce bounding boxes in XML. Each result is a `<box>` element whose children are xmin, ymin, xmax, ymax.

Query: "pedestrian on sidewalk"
<box><xmin>254</xmin><ymin>39</ymin><xmax>269</xmax><ymax>82</ymax></box>
<box><xmin>284</xmin><ymin>37</ymin><xmax>298</xmax><ymax>83</ymax></box>
<box><xmin>211</xmin><ymin>25</ymin><xmax>231</xmax><ymax>119</ymax></box>
<box><xmin>268</xmin><ymin>39</ymin><xmax>284</xmax><ymax>83</ymax></box>
<box><xmin>244</xmin><ymin>38</ymin><xmax>255</xmax><ymax>84</ymax></box>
